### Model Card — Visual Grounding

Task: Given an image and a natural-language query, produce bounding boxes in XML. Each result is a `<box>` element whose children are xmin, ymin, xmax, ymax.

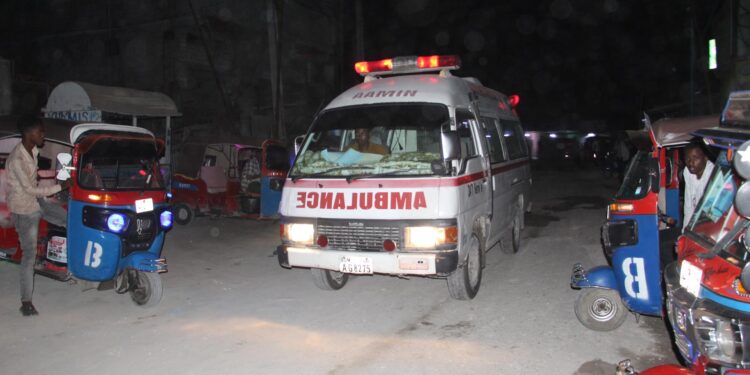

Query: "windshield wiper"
<box><xmin>290</xmin><ymin>166</ymin><xmax>373</xmax><ymax>182</ymax></box>
<box><xmin>345</xmin><ymin>169</ymin><xmax>422</xmax><ymax>183</ymax></box>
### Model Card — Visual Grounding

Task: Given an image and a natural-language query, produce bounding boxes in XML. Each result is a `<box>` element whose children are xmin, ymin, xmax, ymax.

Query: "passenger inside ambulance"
<box><xmin>343</xmin><ymin>128</ymin><xmax>388</xmax><ymax>155</ymax></box>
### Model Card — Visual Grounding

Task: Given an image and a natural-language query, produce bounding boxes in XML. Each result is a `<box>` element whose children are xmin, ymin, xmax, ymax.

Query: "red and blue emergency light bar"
<box><xmin>354</xmin><ymin>55</ymin><xmax>462</xmax><ymax>76</ymax></box>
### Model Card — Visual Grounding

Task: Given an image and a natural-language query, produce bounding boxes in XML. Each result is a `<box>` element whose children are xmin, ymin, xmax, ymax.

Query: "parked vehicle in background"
<box><xmin>171</xmin><ymin>140</ymin><xmax>289</xmax><ymax>224</ymax></box>
<box><xmin>571</xmin><ymin>115</ymin><xmax>718</xmax><ymax>331</ymax></box>
<box><xmin>277</xmin><ymin>55</ymin><xmax>531</xmax><ymax>300</ymax></box>
<box><xmin>664</xmin><ymin>91</ymin><xmax>750</xmax><ymax>374</ymax></box>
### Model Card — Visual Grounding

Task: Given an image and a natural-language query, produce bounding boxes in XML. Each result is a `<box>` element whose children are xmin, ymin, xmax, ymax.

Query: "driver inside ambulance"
<box><xmin>344</xmin><ymin>128</ymin><xmax>389</xmax><ymax>155</ymax></box>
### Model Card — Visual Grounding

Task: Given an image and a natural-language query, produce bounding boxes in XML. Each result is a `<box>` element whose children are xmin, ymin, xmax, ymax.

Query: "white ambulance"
<box><xmin>277</xmin><ymin>55</ymin><xmax>531</xmax><ymax>299</ymax></box>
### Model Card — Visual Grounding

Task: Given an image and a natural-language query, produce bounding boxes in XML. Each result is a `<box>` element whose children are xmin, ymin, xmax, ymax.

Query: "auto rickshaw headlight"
<box><xmin>160</xmin><ymin>211</ymin><xmax>173</xmax><ymax>228</ymax></box>
<box><xmin>107</xmin><ymin>213</ymin><xmax>127</xmax><ymax>233</ymax></box>
<box><xmin>693</xmin><ymin>309</ymin><xmax>742</xmax><ymax>365</ymax></box>
<box><xmin>284</xmin><ymin>223</ymin><xmax>315</xmax><ymax>245</ymax></box>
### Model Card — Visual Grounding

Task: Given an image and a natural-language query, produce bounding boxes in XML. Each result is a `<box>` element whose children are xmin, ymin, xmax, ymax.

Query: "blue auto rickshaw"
<box><xmin>571</xmin><ymin>115</ymin><xmax>718</xmax><ymax>330</ymax></box>
<box><xmin>55</xmin><ymin>123</ymin><xmax>173</xmax><ymax>307</ymax></box>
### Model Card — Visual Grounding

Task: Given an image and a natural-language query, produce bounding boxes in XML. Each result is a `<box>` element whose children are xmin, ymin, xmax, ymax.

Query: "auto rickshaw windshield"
<box><xmin>266</xmin><ymin>144</ymin><xmax>290</xmax><ymax>171</ymax></box>
<box><xmin>615</xmin><ymin>151</ymin><xmax>653</xmax><ymax>200</ymax></box>
<box><xmin>686</xmin><ymin>164</ymin><xmax>740</xmax><ymax>245</ymax></box>
<box><xmin>78</xmin><ymin>137</ymin><xmax>164</xmax><ymax>191</ymax></box>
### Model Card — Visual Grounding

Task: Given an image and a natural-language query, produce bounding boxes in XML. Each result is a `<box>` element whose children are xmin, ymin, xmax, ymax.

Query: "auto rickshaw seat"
<box><xmin>200</xmin><ymin>166</ymin><xmax>228</xmax><ymax>194</ymax></box>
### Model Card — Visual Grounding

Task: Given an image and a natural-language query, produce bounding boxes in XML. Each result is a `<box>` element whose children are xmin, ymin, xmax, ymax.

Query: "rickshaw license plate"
<box><xmin>679</xmin><ymin>260</ymin><xmax>703</xmax><ymax>297</ymax></box>
<box><xmin>46</xmin><ymin>236</ymin><xmax>67</xmax><ymax>263</ymax></box>
<box><xmin>339</xmin><ymin>256</ymin><xmax>373</xmax><ymax>274</ymax></box>
<box><xmin>135</xmin><ymin>198</ymin><xmax>154</xmax><ymax>213</ymax></box>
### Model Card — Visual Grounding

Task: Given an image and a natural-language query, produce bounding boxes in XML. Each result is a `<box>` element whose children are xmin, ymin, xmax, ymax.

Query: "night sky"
<box><xmin>361</xmin><ymin>0</ymin><xmax>698</xmax><ymax>131</ymax></box>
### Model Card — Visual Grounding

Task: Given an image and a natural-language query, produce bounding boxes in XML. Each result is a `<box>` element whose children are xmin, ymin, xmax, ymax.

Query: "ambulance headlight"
<box><xmin>404</xmin><ymin>226</ymin><xmax>458</xmax><ymax>249</ymax></box>
<box><xmin>283</xmin><ymin>223</ymin><xmax>315</xmax><ymax>245</ymax></box>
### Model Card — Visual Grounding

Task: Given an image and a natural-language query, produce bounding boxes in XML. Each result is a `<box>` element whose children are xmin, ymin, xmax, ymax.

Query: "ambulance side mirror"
<box><xmin>56</xmin><ymin>153</ymin><xmax>73</xmax><ymax>181</ymax></box>
<box><xmin>441</xmin><ymin>131</ymin><xmax>460</xmax><ymax>161</ymax></box>
<box><xmin>294</xmin><ymin>135</ymin><xmax>305</xmax><ymax>156</ymax></box>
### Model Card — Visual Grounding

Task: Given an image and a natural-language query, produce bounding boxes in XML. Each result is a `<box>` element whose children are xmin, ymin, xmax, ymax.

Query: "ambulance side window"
<box><xmin>455</xmin><ymin>110</ymin><xmax>477</xmax><ymax>158</ymax></box>
<box><xmin>501</xmin><ymin>120</ymin><xmax>526</xmax><ymax>160</ymax></box>
<box><xmin>482</xmin><ymin>117</ymin><xmax>506</xmax><ymax>163</ymax></box>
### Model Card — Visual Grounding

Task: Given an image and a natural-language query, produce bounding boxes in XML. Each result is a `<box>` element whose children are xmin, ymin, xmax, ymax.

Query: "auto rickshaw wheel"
<box><xmin>311</xmin><ymin>268</ymin><xmax>349</xmax><ymax>290</ymax></box>
<box><xmin>129</xmin><ymin>271</ymin><xmax>163</xmax><ymax>308</ymax></box>
<box><xmin>174</xmin><ymin>204</ymin><xmax>194</xmax><ymax>225</ymax></box>
<box><xmin>574</xmin><ymin>288</ymin><xmax>627</xmax><ymax>331</ymax></box>
<box><xmin>447</xmin><ymin>231</ymin><xmax>483</xmax><ymax>300</ymax></box>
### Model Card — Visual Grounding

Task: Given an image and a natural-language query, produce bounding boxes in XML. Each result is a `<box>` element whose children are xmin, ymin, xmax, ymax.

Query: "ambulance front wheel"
<box><xmin>130</xmin><ymin>271</ymin><xmax>163</xmax><ymax>308</ymax></box>
<box><xmin>174</xmin><ymin>204</ymin><xmax>194</xmax><ymax>225</ymax></box>
<box><xmin>447</xmin><ymin>232</ymin><xmax>483</xmax><ymax>300</ymax></box>
<box><xmin>311</xmin><ymin>268</ymin><xmax>349</xmax><ymax>290</ymax></box>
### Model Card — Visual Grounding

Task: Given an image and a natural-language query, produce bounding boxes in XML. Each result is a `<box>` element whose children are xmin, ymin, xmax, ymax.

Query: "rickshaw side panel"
<box><xmin>611</xmin><ymin>213</ymin><xmax>663</xmax><ymax>316</ymax></box>
<box><xmin>66</xmin><ymin>200</ymin><xmax>121</xmax><ymax>281</ymax></box>
<box><xmin>665</xmin><ymin>188</ymin><xmax>681</xmax><ymax>227</ymax></box>
<box><xmin>260</xmin><ymin>176</ymin><xmax>282</xmax><ymax>217</ymax></box>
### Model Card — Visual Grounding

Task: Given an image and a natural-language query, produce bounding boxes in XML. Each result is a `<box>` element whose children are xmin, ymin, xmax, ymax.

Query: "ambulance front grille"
<box><xmin>317</xmin><ymin>222</ymin><xmax>400</xmax><ymax>252</ymax></box>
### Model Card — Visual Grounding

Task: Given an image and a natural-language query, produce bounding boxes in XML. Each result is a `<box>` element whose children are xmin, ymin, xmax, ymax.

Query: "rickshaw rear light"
<box><xmin>107</xmin><ymin>213</ymin><xmax>127</xmax><ymax>233</ymax></box>
<box><xmin>609</xmin><ymin>203</ymin><xmax>634</xmax><ymax>213</ymax></box>
<box><xmin>160</xmin><ymin>211</ymin><xmax>173</xmax><ymax>228</ymax></box>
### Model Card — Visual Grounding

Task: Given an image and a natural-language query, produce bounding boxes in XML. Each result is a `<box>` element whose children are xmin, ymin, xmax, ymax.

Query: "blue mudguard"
<box><xmin>571</xmin><ymin>264</ymin><xmax>618</xmax><ymax>290</ymax></box>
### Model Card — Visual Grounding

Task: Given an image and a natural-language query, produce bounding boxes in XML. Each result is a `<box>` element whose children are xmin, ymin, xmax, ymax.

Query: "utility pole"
<box><xmin>267</xmin><ymin>0</ymin><xmax>285</xmax><ymax>140</ymax></box>
<box><xmin>188</xmin><ymin>0</ymin><xmax>235</xmax><ymax>129</ymax></box>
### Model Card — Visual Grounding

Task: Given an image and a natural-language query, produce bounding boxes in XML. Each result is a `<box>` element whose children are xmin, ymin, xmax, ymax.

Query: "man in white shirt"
<box><xmin>682</xmin><ymin>142</ymin><xmax>714</xmax><ymax>230</ymax></box>
<box><xmin>8</xmin><ymin>115</ymin><xmax>69</xmax><ymax>316</ymax></box>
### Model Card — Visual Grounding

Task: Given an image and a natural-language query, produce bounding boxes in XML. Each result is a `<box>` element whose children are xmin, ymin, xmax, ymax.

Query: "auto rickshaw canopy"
<box><xmin>43</xmin><ymin>81</ymin><xmax>180</xmax><ymax>121</ymax></box>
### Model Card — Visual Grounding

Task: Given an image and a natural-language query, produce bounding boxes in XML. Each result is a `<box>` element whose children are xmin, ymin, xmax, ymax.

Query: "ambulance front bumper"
<box><xmin>277</xmin><ymin>245</ymin><xmax>458</xmax><ymax>276</ymax></box>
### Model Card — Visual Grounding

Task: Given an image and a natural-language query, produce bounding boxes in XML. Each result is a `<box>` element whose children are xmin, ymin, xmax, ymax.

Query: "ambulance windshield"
<box><xmin>290</xmin><ymin>103</ymin><xmax>448</xmax><ymax>179</ymax></box>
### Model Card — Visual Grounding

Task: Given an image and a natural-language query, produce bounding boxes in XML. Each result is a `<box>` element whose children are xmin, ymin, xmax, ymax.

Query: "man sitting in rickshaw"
<box><xmin>682</xmin><ymin>141</ymin><xmax>714</xmax><ymax>230</ymax></box>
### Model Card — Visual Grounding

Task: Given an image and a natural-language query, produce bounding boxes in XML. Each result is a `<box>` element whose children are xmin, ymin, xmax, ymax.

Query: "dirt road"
<box><xmin>0</xmin><ymin>168</ymin><xmax>677</xmax><ymax>374</ymax></box>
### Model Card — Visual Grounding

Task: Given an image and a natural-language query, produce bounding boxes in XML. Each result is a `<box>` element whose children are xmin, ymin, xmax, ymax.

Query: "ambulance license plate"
<box><xmin>135</xmin><ymin>198</ymin><xmax>154</xmax><ymax>213</ymax></box>
<box><xmin>679</xmin><ymin>260</ymin><xmax>703</xmax><ymax>297</ymax></box>
<box><xmin>46</xmin><ymin>236</ymin><xmax>67</xmax><ymax>263</ymax></box>
<box><xmin>339</xmin><ymin>256</ymin><xmax>373</xmax><ymax>274</ymax></box>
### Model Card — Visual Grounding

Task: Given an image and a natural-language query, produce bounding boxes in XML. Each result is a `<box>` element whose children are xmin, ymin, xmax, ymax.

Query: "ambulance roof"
<box><xmin>324</xmin><ymin>74</ymin><xmax>510</xmax><ymax>113</ymax></box>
